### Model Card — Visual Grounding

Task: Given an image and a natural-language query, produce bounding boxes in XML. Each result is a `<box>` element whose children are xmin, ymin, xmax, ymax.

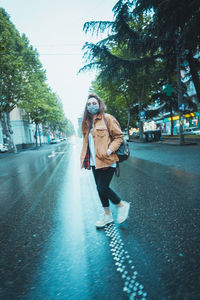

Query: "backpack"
<box><xmin>116</xmin><ymin>138</ymin><xmax>130</xmax><ymax>162</ymax></box>
<box><xmin>103</xmin><ymin>114</ymin><xmax>130</xmax><ymax>163</ymax></box>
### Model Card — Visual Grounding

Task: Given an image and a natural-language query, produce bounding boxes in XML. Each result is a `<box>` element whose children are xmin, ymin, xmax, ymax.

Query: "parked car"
<box><xmin>59</xmin><ymin>137</ymin><xmax>67</xmax><ymax>141</ymax></box>
<box><xmin>50</xmin><ymin>138</ymin><xmax>60</xmax><ymax>144</ymax></box>
<box><xmin>192</xmin><ymin>128</ymin><xmax>200</xmax><ymax>135</ymax></box>
<box><xmin>184</xmin><ymin>127</ymin><xmax>200</xmax><ymax>135</ymax></box>
<box><xmin>144</xmin><ymin>130</ymin><xmax>162</xmax><ymax>142</ymax></box>
<box><xmin>0</xmin><ymin>144</ymin><xmax>8</xmax><ymax>152</ymax></box>
<box><xmin>128</xmin><ymin>132</ymin><xmax>139</xmax><ymax>141</ymax></box>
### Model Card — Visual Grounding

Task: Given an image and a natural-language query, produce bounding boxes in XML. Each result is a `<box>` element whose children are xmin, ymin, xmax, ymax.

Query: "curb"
<box><xmin>158</xmin><ymin>141</ymin><xmax>197</xmax><ymax>146</ymax></box>
<box><xmin>128</xmin><ymin>139</ymin><xmax>198</xmax><ymax>146</ymax></box>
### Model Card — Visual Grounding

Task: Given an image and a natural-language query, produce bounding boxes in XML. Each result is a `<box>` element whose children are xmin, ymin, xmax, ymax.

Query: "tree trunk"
<box><xmin>34</xmin><ymin>123</ymin><xmax>39</xmax><ymax>148</ymax></box>
<box><xmin>187</xmin><ymin>51</ymin><xmax>200</xmax><ymax>103</ymax></box>
<box><xmin>170</xmin><ymin>109</ymin><xmax>174</xmax><ymax>136</ymax></box>
<box><xmin>139</xmin><ymin>74</ymin><xmax>145</xmax><ymax>141</ymax></box>
<box><xmin>127</xmin><ymin>107</ymin><xmax>130</xmax><ymax>138</ymax></box>
<box><xmin>123</xmin><ymin>93</ymin><xmax>131</xmax><ymax>138</ymax></box>
<box><xmin>138</xmin><ymin>98</ymin><xmax>144</xmax><ymax>140</ymax></box>
<box><xmin>176</xmin><ymin>30</ymin><xmax>185</xmax><ymax>145</ymax></box>
<box><xmin>7</xmin><ymin>111</ymin><xmax>17</xmax><ymax>152</ymax></box>
<box><xmin>38</xmin><ymin>126</ymin><xmax>42</xmax><ymax>146</ymax></box>
<box><xmin>0</xmin><ymin>111</ymin><xmax>17</xmax><ymax>153</ymax></box>
<box><xmin>139</xmin><ymin>119</ymin><xmax>144</xmax><ymax>140</ymax></box>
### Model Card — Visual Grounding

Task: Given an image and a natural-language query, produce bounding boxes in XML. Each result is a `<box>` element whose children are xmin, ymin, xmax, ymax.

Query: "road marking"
<box><xmin>48</xmin><ymin>151</ymin><xmax>65</xmax><ymax>158</ymax></box>
<box><xmin>105</xmin><ymin>224</ymin><xmax>148</xmax><ymax>300</ymax></box>
<box><xmin>83</xmin><ymin>158</ymin><xmax>148</xmax><ymax>299</ymax></box>
<box><xmin>48</xmin><ymin>150</ymin><xmax>56</xmax><ymax>158</ymax></box>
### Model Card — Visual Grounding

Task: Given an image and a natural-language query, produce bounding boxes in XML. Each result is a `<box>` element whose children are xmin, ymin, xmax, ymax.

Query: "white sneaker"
<box><xmin>117</xmin><ymin>201</ymin><xmax>130</xmax><ymax>224</ymax></box>
<box><xmin>96</xmin><ymin>213</ymin><xmax>113</xmax><ymax>228</ymax></box>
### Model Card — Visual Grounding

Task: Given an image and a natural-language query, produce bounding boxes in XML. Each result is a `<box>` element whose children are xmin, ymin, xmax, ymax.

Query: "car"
<box><xmin>0</xmin><ymin>144</ymin><xmax>8</xmax><ymax>152</ymax></box>
<box><xmin>184</xmin><ymin>127</ymin><xmax>200</xmax><ymax>135</ymax></box>
<box><xmin>184</xmin><ymin>128</ymin><xmax>194</xmax><ymax>135</ymax></box>
<box><xmin>191</xmin><ymin>128</ymin><xmax>200</xmax><ymax>135</ymax></box>
<box><xmin>50</xmin><ymin>138</ymin><xmax>61</xmax><ymax>144</ymax></box>
<box><xmin>128</xmin><ymin>132</ymin><xmax>139</xmax><ymax>141</ymax></box>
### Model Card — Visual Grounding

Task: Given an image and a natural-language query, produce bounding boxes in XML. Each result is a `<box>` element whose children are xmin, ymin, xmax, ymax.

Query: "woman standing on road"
<box><xmin>80</xmin><ymin>93</ymin><xmax>130</xmax><ymax>228</ymax></box>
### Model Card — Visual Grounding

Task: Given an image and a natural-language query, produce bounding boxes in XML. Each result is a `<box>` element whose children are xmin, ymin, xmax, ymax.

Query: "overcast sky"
<box><xmin>1</xmin><ymin>0</ymin><xmax>117</xmax><ymax>129</ymax></box>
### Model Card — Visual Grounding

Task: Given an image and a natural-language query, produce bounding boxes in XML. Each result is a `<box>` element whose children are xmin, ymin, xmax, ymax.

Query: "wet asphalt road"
<box><xmin>0</xmin><ymin>138</ymin><xmax>200</xmax><ymax>300</ymax></box>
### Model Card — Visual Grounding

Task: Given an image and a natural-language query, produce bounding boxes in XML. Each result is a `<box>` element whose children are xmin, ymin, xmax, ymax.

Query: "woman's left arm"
<box><xmin>107</xmin><ymin>115</ymin><xmax>123</xmax><ymax>153</ymax></box>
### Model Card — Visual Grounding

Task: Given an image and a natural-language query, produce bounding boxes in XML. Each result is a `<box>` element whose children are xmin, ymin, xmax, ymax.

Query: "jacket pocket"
<box><xmin>96</xmin><ymin>128</ymin><xmax>107</xmax><ymax>137</ymax></box>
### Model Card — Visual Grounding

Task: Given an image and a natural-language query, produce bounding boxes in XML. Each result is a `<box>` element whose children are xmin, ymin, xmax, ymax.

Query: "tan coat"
<box><xmin>80</xmin><ymin>113</ymin><xmax>123</xmax><ymax>169</ymax></box>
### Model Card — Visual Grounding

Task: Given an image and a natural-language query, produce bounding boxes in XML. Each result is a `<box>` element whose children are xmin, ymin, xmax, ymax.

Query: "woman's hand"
<box><xmin>107</xmin><ymin>148</ymin><xmax>113</xmax><ymax>156</ymax></box>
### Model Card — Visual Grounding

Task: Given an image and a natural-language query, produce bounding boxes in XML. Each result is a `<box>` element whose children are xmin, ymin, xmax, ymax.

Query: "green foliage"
<box><xmin>81</xmin><ymin>0</ymin><xmax>199</xmax><ymax>132</ymax></box>
<box><xmin>133</xmin><ymin>0</ymin><xmax>200</xmax><ymax>101</ymax></box>
<box><xmin>91</xmin><ymin>77</ymin><xmax>128</xmax><ymax>128</ymax></box>
<box><xmin>81</xmin><ymin>2</ymin><xmax>165</xmax><ymax>125</ymax></box>
<box><xmin>0</xmin><ymin>7</ymin><xmax>74</xmax><ymax>138</ymax></box>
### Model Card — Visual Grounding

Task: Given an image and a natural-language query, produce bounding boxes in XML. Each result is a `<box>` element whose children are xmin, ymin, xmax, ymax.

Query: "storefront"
<box><xmin>162</xmin><ymin>112</ymin><xmax>199</xmax><ymax>135</ymax></box>
<box><xmin>132</xmin><ymin>111</ymin><xmax>200</xmax><ymax>136</ymax></box>
<box><xmin>144</xmin><ymin>111</ymin><xmax>200</xmax><ymax>135</ymax></box>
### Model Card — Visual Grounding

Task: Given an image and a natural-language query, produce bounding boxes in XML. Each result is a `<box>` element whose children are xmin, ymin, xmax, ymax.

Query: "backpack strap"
<box><xmin>103</xmin><ymin>113</ymin><xmax>111</xmax><ymax>137</ymax></box>
<box><xmin>103</xmin><ymin>114</ymin><xmax>120</xmax><ymax>177</ymax></box>
<box><xmin>115</xmin><ymin>161</ymin><xmax>120</xmax><ymax>177</ymax></box>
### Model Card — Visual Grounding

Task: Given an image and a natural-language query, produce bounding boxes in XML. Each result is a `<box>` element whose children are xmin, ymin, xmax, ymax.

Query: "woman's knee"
<box><xmin>97</xmin><ymin>185</ymin><xmax>108</xmax><ymax>195</ymax></box>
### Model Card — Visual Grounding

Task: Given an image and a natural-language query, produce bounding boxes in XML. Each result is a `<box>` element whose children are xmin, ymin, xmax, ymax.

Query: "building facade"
<box><xmin>0</xmin><ymin>107</ymin><xmax>49</xmax><ymax>149</ymax></box>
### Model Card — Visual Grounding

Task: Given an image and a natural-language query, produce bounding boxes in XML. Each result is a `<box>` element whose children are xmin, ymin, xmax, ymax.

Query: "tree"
<box><xmin>91</xmin><ymin>77</ymin><xmax>129</xmax><ymax>130</ymax></box>
<box><xmin>0</xmin><ymin>8</ymin><xmax>26</xmax><ymax>152</ymax></box>
<box><xmin>0</xmin><ymin>8</ymin><xmax>46</xmax><ymax>151</ymax></box>
<box><xmin>81</xmin><ymin>0</ymin><xmax>199</xmax><ymax>144</ymax></box>
<box><xmin>81</xmin><ymin>4</ymin><xmax>158</xmax><ymax>139</ymax></box>
<box><xmin>0</xmin><ymin>8</ymin><xmax>72</xmax><ymax>150</ymax></box>
<box><xmin>133</xmin><ymin>0</ymin><xmax>200</xmax><ymax>143</ymax></box>
<box><xmin>19</xmin><ymin>80</ymin><xmax>59</xmax><ymax>147</ymax></box>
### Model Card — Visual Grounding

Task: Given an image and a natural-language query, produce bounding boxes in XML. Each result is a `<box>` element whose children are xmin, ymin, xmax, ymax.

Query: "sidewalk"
<box><xmin>127</xmin><ymin>139</ymin><xmax>200</xmax><ymax>175</ymax></box>
<box><xmin>129</xmin><ymin>135</ymin><xmax>200</xmax><ymax>146</ymax></box>
<box><xmin>159</xmin><ymin>135</ymin><xmax>200</xmax><ymax>146</ymax></box>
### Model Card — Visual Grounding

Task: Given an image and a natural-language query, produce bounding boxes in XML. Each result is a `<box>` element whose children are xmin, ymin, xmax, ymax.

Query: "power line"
<box><xmin>39</xmin><ymin>53</ymin><xmax>82</xmax><ymax>56</ymax></box>
<box><xmin>35</xmin><ymin>43</ymin><xmax>83</xmax><ymax>47</ymax></box>
<box><xmin>0</xmin><ymin>52</ymin><xmax>82</xmax><ymax>56</ymax></box>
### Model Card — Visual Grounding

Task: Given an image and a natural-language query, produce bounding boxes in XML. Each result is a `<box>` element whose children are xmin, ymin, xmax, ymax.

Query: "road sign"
<box><xmin>140</xmin><ymin>111</ymin><xmax>145</xmax><ymax>121</ymax></box>
<box><xmin>140</xmin><ymin>111</ymin><xmax>145</xmax><ymax>117</ymax></box>
<box><xmin>178</xmin><ymin>103</ymin><xmax>186</xmax><ymax>111</ymax></box>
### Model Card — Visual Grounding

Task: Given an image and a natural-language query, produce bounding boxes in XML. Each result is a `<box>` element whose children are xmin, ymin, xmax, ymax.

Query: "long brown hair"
<box><xmin>81</xmin><ymin>93</ymin><xmax>106</xmax><ymax>134</ymax></box>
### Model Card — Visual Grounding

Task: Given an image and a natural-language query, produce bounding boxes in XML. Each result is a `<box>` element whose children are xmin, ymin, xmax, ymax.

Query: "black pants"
<box><xmin>92</xmin><ymin>166</ymin><xmax>121</xmax><ymax>208</ymax></box>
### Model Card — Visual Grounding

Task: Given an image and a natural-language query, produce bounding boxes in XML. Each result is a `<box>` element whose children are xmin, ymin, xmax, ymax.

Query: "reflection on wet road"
<box><xmin>0</xmin><ymin>138</ymin><xmax>199</xmax><ymax>299</ymax></box>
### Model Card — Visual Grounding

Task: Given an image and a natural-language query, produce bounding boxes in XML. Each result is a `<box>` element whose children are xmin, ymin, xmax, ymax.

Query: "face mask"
<box><xmin>87</xmin><ymin>103</ymin><xmax>99</xmax><ymax>115</ymax></box>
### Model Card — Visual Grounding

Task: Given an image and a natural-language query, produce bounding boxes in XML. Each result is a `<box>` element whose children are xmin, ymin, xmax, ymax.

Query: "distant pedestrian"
<box><xmin>80</xmin><ymin>93</ymin><xmax>130</xmax><ymax>228</ymax></box>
